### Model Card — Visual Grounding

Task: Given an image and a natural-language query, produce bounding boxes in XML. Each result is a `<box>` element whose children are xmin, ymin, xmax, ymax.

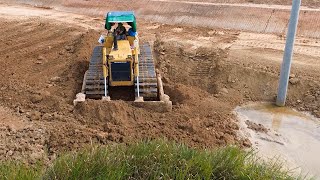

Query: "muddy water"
<box><xmin>235</xmin><ymin>103</ymin><xmax>320</xmax><ymax>178</ymax></box>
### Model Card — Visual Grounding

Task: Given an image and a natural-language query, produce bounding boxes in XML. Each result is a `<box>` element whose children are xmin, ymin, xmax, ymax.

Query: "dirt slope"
<box><xmin>170</xmin><ymin>0</ymin><xmax>320</xmax><ymax>7</ymax></box>
<box><xmin>3</xmin><ymin>0</ymin><xmax>320</xmax><ymax>7</ymax></box>
<box><xmin>3</xmin><ymin>0</ymin><xmax>320</xmax><ymax>39</ymax></box>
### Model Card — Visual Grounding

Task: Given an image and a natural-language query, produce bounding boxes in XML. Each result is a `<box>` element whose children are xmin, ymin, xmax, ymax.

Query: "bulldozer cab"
<box><xmin>103</xmin><ymin>11</ymin><xmax>139</xmax><ymax>88</ymax></box>
<box><xmin>104</xmin><ymin>11</ymin><xmax>138</xmax><ymax>49</ymax></box>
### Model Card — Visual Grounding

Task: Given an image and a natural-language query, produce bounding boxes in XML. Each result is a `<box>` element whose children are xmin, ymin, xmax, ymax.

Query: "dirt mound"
<box><xmin>74</xmin><ymin>99</ymin><xmax>241</xmax><ymax>148</ymax></box>
<box><xmin>245</xmin><ymin>120</ymin><xmax>268</xmax><ymax>133</ymax></box>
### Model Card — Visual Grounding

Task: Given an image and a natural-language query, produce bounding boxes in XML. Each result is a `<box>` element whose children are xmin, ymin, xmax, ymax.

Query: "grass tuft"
<box><xmin>0</xmin><ymin>140</ymin><xmax>300</xmax><ymax>180</ymax></box>
<box><xmin>0</xmin><ymin>161</ymin><xmax>42</xmax><ymax>180</ymax></box>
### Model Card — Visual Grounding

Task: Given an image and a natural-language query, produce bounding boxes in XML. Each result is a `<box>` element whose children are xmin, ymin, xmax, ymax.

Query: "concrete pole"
<box><xmin>276</xmin><ymin>0</ymin><xmax>301</xmax><ymax>107</ymax></box>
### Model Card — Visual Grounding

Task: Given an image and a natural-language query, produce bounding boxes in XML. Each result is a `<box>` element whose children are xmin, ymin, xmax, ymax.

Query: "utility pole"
<box><xmin>276</xmin><ymin>0</ymin><xmax>301</xmax><ymax>107</ymax></box>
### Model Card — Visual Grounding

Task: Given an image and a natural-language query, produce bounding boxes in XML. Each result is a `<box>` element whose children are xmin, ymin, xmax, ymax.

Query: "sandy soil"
<box><xmin>0</xmin><ymin>3</ymin><xmax>319</xmax><ymax>165</ymax></box>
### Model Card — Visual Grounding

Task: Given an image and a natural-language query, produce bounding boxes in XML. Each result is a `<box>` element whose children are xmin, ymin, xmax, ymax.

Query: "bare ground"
<box><xmin>0</xmin><ymin>4</ymin><xmax>319</xmax><ymax>164</ymax></box>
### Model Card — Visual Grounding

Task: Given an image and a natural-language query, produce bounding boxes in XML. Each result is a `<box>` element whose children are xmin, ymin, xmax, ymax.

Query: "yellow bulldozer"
<box><xmin>74</xmin><ymin>11</ymin><xmax>171</xmax><ymax>111</ymax></box>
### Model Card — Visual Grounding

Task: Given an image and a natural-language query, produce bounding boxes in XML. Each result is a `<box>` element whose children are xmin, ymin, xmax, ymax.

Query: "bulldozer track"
<box><xmin>84</xmin><ymin>46</ymin><xmax>106</xmax><ymax>99</ymax></box>
<box><xmin>135</xmin><ymin>43</ymin><xmax>158</xmax><ymax>101</ymax></box>
<box><xmin>189</xmin><ymin>59</ymin><xmax>214</xmax><ymax>77</ymax></box>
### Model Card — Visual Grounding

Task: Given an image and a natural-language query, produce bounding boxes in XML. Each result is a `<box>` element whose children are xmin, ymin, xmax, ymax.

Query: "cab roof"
<box><xmin>105</xmin><ymin>11</ymin><xmax>137</xmax><ymax>32</ymax></box>
<box><xmin>106</xmin><ymin>11</ymin><xmax>135</xmax><ymax>23</ymax></box>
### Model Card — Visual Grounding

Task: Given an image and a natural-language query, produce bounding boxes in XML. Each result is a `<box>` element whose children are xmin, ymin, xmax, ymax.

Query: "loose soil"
<box><xmin>245</xmin><ymin>120</ymin><xmax>268</xmax><ymax>133</ymax></box>
<box><xmin>0</xmin><ymin>3</ymin><xmax>319</xmax><ymax>165</ymax></box>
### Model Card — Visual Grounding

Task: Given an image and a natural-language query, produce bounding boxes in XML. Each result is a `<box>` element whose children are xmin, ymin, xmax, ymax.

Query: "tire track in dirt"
<box><xmin>232</xmin><ymin>32</ymin><xmax>320</xmax><ymax>58</ymax></box>
<box><xmin>0</xmin><ymin>26</ymin><xmax>62</xmax><ymax>55</ymax></box>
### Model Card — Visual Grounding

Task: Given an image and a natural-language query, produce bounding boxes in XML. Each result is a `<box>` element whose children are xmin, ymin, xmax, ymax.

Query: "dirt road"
<box><xmin>0</xmin><ymin>3</ymin><xmax>319</xmax><ymax>166</ymax></box>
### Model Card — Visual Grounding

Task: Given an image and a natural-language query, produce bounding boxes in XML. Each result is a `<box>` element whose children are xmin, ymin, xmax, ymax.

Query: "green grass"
<box><xmin>0</xmin><ymin>161</ymin><xmax>42</xmax><ymax>180</ymax></box>
<box><xmin>0</xmin><ymin>140</ymin><xmax>299</xmax><ymax>180</ymax></box>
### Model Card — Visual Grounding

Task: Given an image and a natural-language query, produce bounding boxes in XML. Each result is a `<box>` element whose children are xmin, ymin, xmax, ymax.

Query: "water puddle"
<box><xmin>235</xmin><ymin>102</ymin><xmax>320</xmax><ymax>178</ymax></box>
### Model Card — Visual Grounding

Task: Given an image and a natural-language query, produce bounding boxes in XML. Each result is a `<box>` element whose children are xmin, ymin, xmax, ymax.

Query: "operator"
<box><xmin>114</xmin><ymin>23</ymin><xmax>127</xmax><ymax>40</ymax></box>
<box><xmin>97</xmin><ymin>23</ymin><xmax>128</xmax><ymax>50</ymax></box>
